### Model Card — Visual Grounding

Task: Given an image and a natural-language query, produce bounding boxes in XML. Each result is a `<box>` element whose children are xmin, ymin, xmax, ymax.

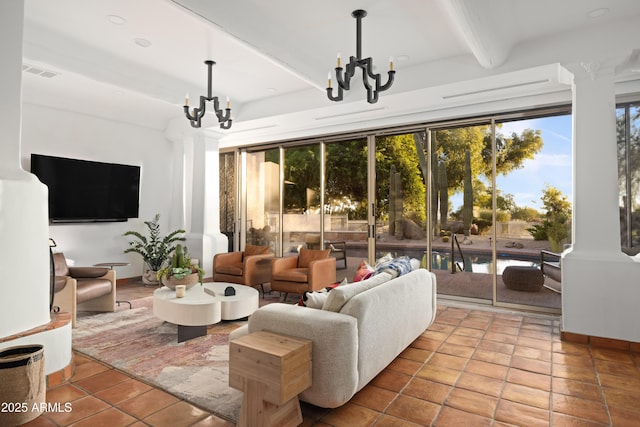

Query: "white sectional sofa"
<box><xmin>229</xmin><ymin>268</ymin><xmax>437</xmax><ymax>408</ymax></box>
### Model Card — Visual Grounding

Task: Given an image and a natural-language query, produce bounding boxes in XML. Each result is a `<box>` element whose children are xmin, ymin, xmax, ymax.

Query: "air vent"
<box><xmin>22</xmin><ymin>64</ymin><xmax>59</xmax><ymax>78</ymax></box>
<box><xmin>442</xmin><ymin>79</ymin><xmax>551</xmax><ymax>100</ymax></box>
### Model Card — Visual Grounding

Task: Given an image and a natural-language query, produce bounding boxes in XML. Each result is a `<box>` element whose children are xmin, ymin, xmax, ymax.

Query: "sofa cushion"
<box><xmin>215</xmin><ymin>262</ymin><xmax>243</xmax><ymax>276</ymax></box>
<box><xmin>76</xmin><ymin>278</ymin><xmax>112</xmax><ymax>304</ymax></box>
<box><xmin>68</xmin><ymin>267</ymin><xmax>109</xmax><ymax>278</ymax></box>
<box><xmin>272</xmin><ymin>267</ymin><xmax>309</xmax><ymax>283</ymax></box>
<box><xmin>53</xmin><ymin>252</ymin><xmax>70</xmax><ymax>276</ymax></box>
<box><xmin>322</xmin><ymin>272</ymin><xmax>393</xmax><ymax>312</ymax></box>
<box><xmin>244</xmin><ymin>244</ymin><xmax>270</xmax><ymax>256</ymax></box>
<box><xmin>298</xmin><ymin>248</ymin><xmax>330</xmax><ymax>268</ymax></box>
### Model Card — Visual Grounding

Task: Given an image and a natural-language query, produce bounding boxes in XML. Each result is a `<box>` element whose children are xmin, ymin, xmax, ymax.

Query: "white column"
<box><xmin>0</xmin><ymin>3</ymin><xmax>54</xmax><ymax>335</ymax></box>
<box><xmin>0</xmin><ymin>2</ymin><xmax>26</xmax><ymax>178</ymax></box>
<box><xmin>165</xmin><ymin>118</ymin><xmax>188</xmax><ymax>232</ymax></box>
<box><xmin>184</xmin><ymin>130</ymin><xmax>228</xmax><ymax>278</ymax></box>
<box><xmin>562</xmin><ymin>61</ymin><xmax>640</xmax><ymax>342</ymax></box>
<box><xmin>568</xmin><ymin>64</ymin><xmax>624</xmax><ymax>255</ymax></box>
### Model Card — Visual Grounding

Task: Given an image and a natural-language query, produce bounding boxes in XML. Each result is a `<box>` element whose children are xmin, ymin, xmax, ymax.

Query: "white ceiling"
<box><xmin>21</xmin><ymin>0</ymin><xmax>640</xmax><ymax>146</ymax></box>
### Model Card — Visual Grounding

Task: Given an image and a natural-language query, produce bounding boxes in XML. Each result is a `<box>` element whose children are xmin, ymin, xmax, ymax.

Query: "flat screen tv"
<box><xmin>30</xmin><ymin>153</ymin><xmax>140</xmax><ymax>223</ymax></box>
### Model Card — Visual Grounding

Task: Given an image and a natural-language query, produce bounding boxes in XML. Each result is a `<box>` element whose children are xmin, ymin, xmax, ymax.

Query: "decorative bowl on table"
<box><xmin>161</xmin><ymin>272</ymin><xmax>200</xmax><ymax>290</ymax></box>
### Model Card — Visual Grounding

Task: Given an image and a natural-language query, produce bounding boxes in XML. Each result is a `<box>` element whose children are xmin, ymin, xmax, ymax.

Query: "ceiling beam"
<box><xmin>442</xmin><ymin>0</ymin><xmax>511</xmax><ymax>69</ymax></box>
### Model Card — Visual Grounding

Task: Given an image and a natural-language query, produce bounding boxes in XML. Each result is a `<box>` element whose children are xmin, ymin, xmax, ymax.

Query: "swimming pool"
<box><xmin>354</xmin><ymin>247</ymin><xmax>540</xmax><ymax>275</ymax></box>
<box><xmin>431</xmin><ymin>251</ymin><xmax>538</xmax><ymax>275</ymax></box>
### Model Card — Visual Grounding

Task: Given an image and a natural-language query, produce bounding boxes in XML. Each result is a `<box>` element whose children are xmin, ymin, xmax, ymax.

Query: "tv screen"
<box><xmin>30</xmin><ymin>154</ymin><xmax>140</xmax><ymax>223</ymax></box>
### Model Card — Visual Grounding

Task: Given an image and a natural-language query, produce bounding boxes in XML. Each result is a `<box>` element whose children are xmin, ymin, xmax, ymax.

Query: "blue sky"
<box><xmin>451</xmin><ymin>114</ymin><xmax>573</xmax><ymax>211</ymax></box>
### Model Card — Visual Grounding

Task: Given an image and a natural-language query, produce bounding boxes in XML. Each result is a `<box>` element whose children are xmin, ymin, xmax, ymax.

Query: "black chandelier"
<box><xmin>327</xmin><ymin>9</ymin><xmax>396</xmax><ymax>104</ymax></box>
<box><xmin>184</xmin><ymin>60</ymin><xmax>232</xmax><ymax>129</ymax></box>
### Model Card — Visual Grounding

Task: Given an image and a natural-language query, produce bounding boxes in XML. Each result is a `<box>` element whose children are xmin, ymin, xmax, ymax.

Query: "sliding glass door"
<box><xmin>493</xmin><ymin>114</ymin><xmax>571</xmax><ymax>311</ymax></box>
<box><xmin>425</xmin><ymin>122</ymin><xmax>494</xmax><ymax>303</ymax></box>
<box><xmin>235</xmin><ymin>108</ymin><xmax>570</xmax><ymax>313</ymax></box>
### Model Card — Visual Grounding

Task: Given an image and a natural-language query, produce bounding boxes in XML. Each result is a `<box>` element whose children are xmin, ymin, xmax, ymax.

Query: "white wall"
<box><xmin>0</xmin><ymin>2</ymin><xmax>70</xmax><ymax>370</ymax></box>
<box><xmin>20</xmin><ymin>103</ymin><xmax>175</xmax><ymax>279</ymax></box>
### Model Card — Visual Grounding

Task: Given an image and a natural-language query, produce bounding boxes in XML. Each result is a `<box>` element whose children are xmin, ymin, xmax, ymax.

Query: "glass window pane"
<box><xmin>325</xmin><ymin>138</ymin><xmax>368</xmax><ymax>273</ymax></box>
<box><xmin>494</xmin><ymin>115</ymin><xmax>571</xmax><ymax>310</ymax></box>
<box><xmin>245</xmin><ymin>150</ymin><xmax>279</xmax><ymax>253</ymax></box>
<box><xmin>374</xmin><ymin>133</ymin><xmax>427</xmax><ymax>261</ymax></box>
<box><xmin>282</xmin><ymin>145</ymin><xmax>321</xmax><ymax>256</ymax></box>
<box><xmin>429</xmin><ymin>124</ymin><xmax>493</xmax><ymax>302</ymax></box>
<box><xmin>631</xmin><ymin>105</ymin><xmax>640</xmax><ymax>249</ymax></box>
<box><xmin>220</xmin><ymin>152</ymin><xmax>235</xmax><ymax>251</ymax></box>
<box><xmin>618</xmin><ymin>103</ymin><xmax>640</xmax><ymax>253</ymax></box>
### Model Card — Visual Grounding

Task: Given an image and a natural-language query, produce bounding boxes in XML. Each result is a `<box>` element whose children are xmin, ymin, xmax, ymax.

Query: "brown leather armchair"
<box><xmin>53</xmin><ymin>252</ymin><xmax>116</xmax><ymax>327</ymax></box>
<box><xmin>213</xmin><ymin>245</ymin><xmax>274</xmax><ymax>294</ymax></box>
<box><xmin>271</xmin><ymin>248</ymin><xmax>336</xmax><ymax>300</ymax></box>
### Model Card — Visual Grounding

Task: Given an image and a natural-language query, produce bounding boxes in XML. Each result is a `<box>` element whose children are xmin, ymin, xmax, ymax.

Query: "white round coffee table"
<box><xmin>153</xmin><ymin>285</ymin><xmax>221</xmax><ymax>342</ymax></box>
<box><xmin>203</xmin><ymin>282</ymin><xmax>259</xmax><ymax>320</ymax></box>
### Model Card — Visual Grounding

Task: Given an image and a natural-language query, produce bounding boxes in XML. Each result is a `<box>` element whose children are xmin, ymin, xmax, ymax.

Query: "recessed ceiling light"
<box><xmin>134</xmin><ymin>38</ymin><xmax>152</xmax><ymax>48</ymax></box>
<box><xmin>266</xmin><ymin>87</ymin><xmax>277</xmax><ymax>93</ymax></box>
<box><xmin>107</xmin><ymin>14</ymin><xmax>126</xmax><ymax>25</ymax></box>
<box><xmin>397</xmin><ymin>55</ymin><xmax>410</xmax><ymax>62</ymax></box>
<box><xmin>587</xmin><ymin>8</ymin><xmax>609</xmax><ymax>18</ymax></box>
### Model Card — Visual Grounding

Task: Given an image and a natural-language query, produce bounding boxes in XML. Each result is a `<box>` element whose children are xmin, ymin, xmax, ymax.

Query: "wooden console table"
<box><xmin>229</xmin><ymin>331</ymin><xmax>312</xmax><ymax>426</ymax></box>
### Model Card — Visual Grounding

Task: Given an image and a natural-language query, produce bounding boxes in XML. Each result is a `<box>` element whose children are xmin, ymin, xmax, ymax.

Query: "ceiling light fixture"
<box><xmin>327</xmin><ymin>9</ymin><xmax>395</xmax><ymax>104</ymax></box>
<box><xmin>184</xmin><ymin>60</ymin><xmax>232</xmax><ymax>129</ymax></box>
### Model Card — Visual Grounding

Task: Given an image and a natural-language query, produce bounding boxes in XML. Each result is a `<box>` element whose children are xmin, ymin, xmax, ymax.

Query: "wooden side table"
<box><xmin>229</xmin><ymin>331</ymin><xmax>312</xmax><ymax>427</ymax></box>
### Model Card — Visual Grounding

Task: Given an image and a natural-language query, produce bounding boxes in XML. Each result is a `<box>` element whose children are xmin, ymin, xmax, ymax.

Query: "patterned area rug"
<box><xmin>73</xmin><ymin>296</ymin><xmax>248</xmax><ymax>422</ymax></box>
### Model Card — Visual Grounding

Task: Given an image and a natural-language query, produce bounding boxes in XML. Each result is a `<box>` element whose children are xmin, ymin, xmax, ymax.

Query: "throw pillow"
<box><xmin>299</xmin><ymin>279</ymin><xmax>346</xmax><ymax>308</ymax></box>
<box><xmin>353</xmin><ymin>260</ymin><xmax>374</xmax><ymax>282</ymax></box>
<box><xmin>298</xmin><ymin>248</ymin><xmax>330</xmax><ymax>268</ymax></box>
<box><xmin>375</xmin><ymin>256</ymin><xmax>413</xmax><ymax>278</ymax></box>
<box><xmin>244</xmin><ymin>244</ymin><xmax>270</xmax><ymax>256</ymax></box>
<box><xmin>322</xmin><ymin>272</ymin><xmax>393</xmax><ymax>312</ymax></box>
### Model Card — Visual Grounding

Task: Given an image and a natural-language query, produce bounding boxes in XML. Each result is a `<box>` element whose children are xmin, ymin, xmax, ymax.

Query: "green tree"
<box><xmin>280</xmin><ymin>146</ymin><xmax>321</xmax><ymax>211</ymax></box>
<box><xmin>527</xmin><ymin>185</ymin><xmax>572</xmax><ymax>251</ymax></box>
<box><xmin>511</xmin><ymin>206</ymin><xmax>541</xmax><ymax>222</ymax></box>
<box><xmin>283</xmin><ymin>124</ymin><xmax>544</xmax><ymax>225</ymax></box>
<box><xmin>326</xmin><ymin>139</ymin><xmax>368</xmax><ymax>218</ymax></box>
<box><xmin>374</xmin><ymin>134</ymin><xmax>426</xmax><ymax>223</ymax></box>
<box><xmin>432</xmin><ymin>125</ymin><xmax>543</xmax><ymax>192</ymax></box>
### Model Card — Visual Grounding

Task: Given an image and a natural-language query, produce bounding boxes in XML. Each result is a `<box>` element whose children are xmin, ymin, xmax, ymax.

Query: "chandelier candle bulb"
<box><xmin>185</xmin><ymin>93</ymin><xmax>189</xmax><ymax>106</ymax></box>
<box><xmin>390</xmin><ymin>57</ymin><xmax>394</xmax><ymax>71</ymax></box>
<box><xmin>328</xmin><ymin>72</ymin><xmax>332</xmax><ymax>88</ymax></box>
<box><xmin>337</xmin><ymin>53</ymin><xmax>341</xmax><ymax>68</ymax></box>
<box><xmin>226</xmin><ymin>96</ymin><xmax>230</xmax><ymax>109</ymax></box>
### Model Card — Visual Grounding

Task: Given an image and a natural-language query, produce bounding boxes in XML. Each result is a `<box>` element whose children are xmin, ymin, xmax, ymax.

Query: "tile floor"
<box><xmin>23</xmin><ymin>283</ymin><xmax>640</xmax><ymax>426</ymax></box>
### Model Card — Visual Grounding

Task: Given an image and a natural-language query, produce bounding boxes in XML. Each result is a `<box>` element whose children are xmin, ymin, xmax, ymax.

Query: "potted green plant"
<box><xmin>123</xmin><ymin>214</ymin><xmax>186</xmax><ymax>285</ymax></box>
<box><xmin>157</xmin><ymin>244</ymin><xmax>204</xmax><ymax>290</ymax></box>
